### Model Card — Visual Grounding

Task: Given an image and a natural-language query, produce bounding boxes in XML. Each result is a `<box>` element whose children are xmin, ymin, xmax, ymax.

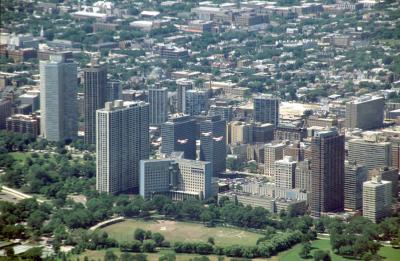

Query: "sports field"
<box><xmin>101</xmin><ymin>219</ymin><xmax>264</xmax><ymax>247</ymax></box>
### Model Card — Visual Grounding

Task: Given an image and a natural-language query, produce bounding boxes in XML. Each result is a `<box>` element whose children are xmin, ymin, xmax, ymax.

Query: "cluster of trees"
<box><xmin>119</xmin><ymin>228</ymin><xmax>167</xmax><ymax>253</ymax></box>
<box><xmin>328</xmin><ymin>217</ymin><xmax>382</xmax><ymax>260</ymax></box>
<box><xmin>172</xmin><ymin>230</ymin><xmax>302</xmax><ymax>258</ymax></box>
<box><xmin>1</xmin><ymin>150</ymin><xmax>95</xmax><ymax>197</ymax></box>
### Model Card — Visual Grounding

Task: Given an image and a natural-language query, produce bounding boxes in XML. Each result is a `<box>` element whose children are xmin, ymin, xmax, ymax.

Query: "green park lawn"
<box><xmin>101</xmin><ymin>219</ymin><xmax>264</xmax><ymax>247</ymax></box>
<box><xmin>278</xmin><ymin>238</ymin><xmax>400</xmax><ymax>261</ymax></box>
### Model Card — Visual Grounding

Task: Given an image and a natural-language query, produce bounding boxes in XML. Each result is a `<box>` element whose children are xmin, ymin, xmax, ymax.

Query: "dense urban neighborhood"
<box><xmin>0</xmin><ymin>0</ymin><xmax>400</xmax><ymax>261</ymax></box>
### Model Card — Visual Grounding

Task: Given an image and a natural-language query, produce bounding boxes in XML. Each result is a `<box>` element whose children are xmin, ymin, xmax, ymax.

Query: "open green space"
<box><xmin>9</xmin><ymin>152</ymin><xmax>31</xmax><ymax>162</ymax></box>
<box><xmin>278</xmin><ymin>238</ymin><xmax>400</xmax><ymax>261</ymax></box>
<box><xmin>101</xmin><ymin>219</ymin><xmax>264</xmax><ymax>247</ymax></box>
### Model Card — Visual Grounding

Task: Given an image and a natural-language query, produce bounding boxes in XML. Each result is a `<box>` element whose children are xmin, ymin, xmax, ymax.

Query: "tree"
<box><xmin>134</xmin><ymin>228</ymin><xmax>146</xmax><ymax>242</ymax></box>
<box><xmin>152</xmin><ymin>233</ymin><xmax>165</xmax><ymax>246</ymax></box>
<box><xmin>104</xmin><ymin>250</ymin><xmax>118</xmax><ymax>261</ymax></box>
<box><xmin>120</xmin><ymin>240</ymin><xmax>142</xmax><ymax>252</ymax></box>
<box><xmin>299</xmin><ymin>242</ymin><xmax>311</xmax><ymax>259</ymax></box>
<box><xmin>142</xmin><ymin>240</ymin><xmax>156</xmax><ymax>253</ymax></box>
<box><xmin>207</xmin><ymin>237</ymin><xmax>215</xmax><ymax>245</ymax></box>
<box><xmin>20</xmin><ymin>247</ymin><xmax>42</xmax><ymax>261</ymax></box>
<box><xmin>120</xmin><ymin>252</ymin><xmax>133</xmax><ymax>261</ymax></box>
<box><xmin>314</xmin><ymin>250</ymin><xmax>331</xmax><ymax>261</ymax></box>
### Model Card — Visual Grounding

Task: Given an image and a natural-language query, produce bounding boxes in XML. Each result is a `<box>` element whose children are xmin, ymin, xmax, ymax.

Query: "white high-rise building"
<box><xmin>363</xmin><ymin>176</ymin><xmax>392</xmax><ymax>223</ymax></box>
<box><xmin>148</xmin><ymin>85</ymin><xmax>168</xmax><ymax>125</ymax></box>
<box><xmin>40</xmin><ymin>54</ymin><xmax>78</xmax><ymax>142</ymax></box>
<box><xmin>264</xmin><ymin>143</ymin><xmax>286</xmax><ymax>177</ymax></box>
<box><xmin>275</xmin><ymin>156</ymin><xmax>296</xmax><ymax>189</ymax></box>
<box><xmin>96</xmin><ymin>100</ymin><xmax>149</xmax><ymax>194</ymax></box>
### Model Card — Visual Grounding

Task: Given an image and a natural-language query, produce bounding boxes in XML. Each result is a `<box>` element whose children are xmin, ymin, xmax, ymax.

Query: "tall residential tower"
<box><xmin>96</xmin><ymin>100</ymin><xmax>149</xmax><ymax>194</ymax></box>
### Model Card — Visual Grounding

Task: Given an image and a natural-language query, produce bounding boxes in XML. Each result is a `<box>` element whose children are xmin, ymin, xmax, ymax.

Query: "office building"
<box><xmin>274</xmin><ymin>123</ymin><xmax>307</xmax><ymax>142</ymax></box>
<box><xmin>40</xmin><ymin>54</ymin><xmax>78</xmax><ymax>142</ymax></box>
<box><xmin>346</xmin><ymin>96</ymin><xmax>384</xmax><ymax>130</ymax></box>
<box><xmin>209</xmin><ymin>104</ymin><xmax>233</xmax><ymax>122</ymax></box>
<box><xmin>185</xmin><ymin>89</ymin><xmax>208</xmax><ymax>116</ymax></box>
<box><xmin>0</xmin><ymin>99</ymin><xmax>12</xmax><ymax>129</ymax></box>
<box><xmin>148</xmin><ymin>85</ymin><xmax>168</xmax><ymax>125</ymax></box>
<box><xmin>284</xmin><ymin>142</ymin><xmax>305</xmax><ymax>162</ymax></box>
<box><xmin>84</xmin><ymin>61</ymin><xmax>107</xmax><ymax>144</ymax></box>
<box><xmin>391</xmin><ymin>138</ymin><xmax>400</xmax><ymax>170</ymax></box>
<box><xmin>371</xmin><ymin>167</ymin><xmax>399</xmax><ymax>198</ymax></box>
<box><xmin>253</xmin><ymin>94</ymin><xmax>279</xmax><ymax>126</ymax></box>
<box><xmin>176</xmin><ymin>78</ymin><xmax>193</xmax><ymax>113</ymax></box>
<box><xmin>106</xmin><ymin>81</ymin><xmax>122</xmax><ymax>101</ymax></box>
<box><xmin>253</xmin><ymin>123</ymin><xmax>274</xmax><ymax>143</ymax></box>
<box><xmin>161</xmin><ymin>114</ymin><xmax>196</xmax><ymax>160</ymax></box>
<box><xmin>344</xmin><ymin>162</ymin><xmax>368</xmax><ymax>211</ymax></box>
<box><xmin>363</xmin><ymin>176</ymin><xmax>392</xmax><ymax>223</ymax></box>
<box><xmin>6</xmin><ymin>114</ymin><xmax>40</xmax><ymax>136</ymax></box>
<box><xmin>200</xmin><ymin>115</ymin><xmax>226</xmax><ymax>177</ymax></box>
<box><xmin>310</xmin><ymin>130</ymin><xmax>345</xmax><ymax>217</ymax></box>
<box><xmin>140</xmin><ymin>158</ymin><xmax>213</xmax><ymax>200</ymax></box>
<box><xmin>295</xmin><ymin>159</ymin><xmax>311</xmax><ymax>192</ymax></box>
<box><xmin>19</xmin><ymin>91</ymin><xmax>40</xmax><ymax>112</ymax></box>
<box><xmin>348</xmin><ymin>138</ymin><xmax>392</xmax><ymax>172</ymax></box>
<box><xmin>275</xmin><ymin>156</ymin><xmax>296</xmax><ymax>189</ymax></box>
<box><xmin>96</xmin><ymin>100</ymin><xmax>149</xmax><ymax>194</ymax></box>
<box><xmin>227</xmin><ymin>121</ymin><xmax>253</xmax><ymax>145</ymax></box>
<box><xmin>264</xmin><ymin>143</ymin><xmax>286</xmax><ymax>177</ymax></box>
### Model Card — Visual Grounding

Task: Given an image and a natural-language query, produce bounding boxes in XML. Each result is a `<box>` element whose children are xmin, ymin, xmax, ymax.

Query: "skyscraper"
<box><xmin>96</xmin><ymin>100</ymin><xmax>149</xmax><ymax>194</ymax></box>
<box><xmin>310</xmin><ymin>130</ymin><xmax>345</xmax><ymax>217</ymax></box>
<box><xmin>363</xmin><ymin>176</ymin><xmax>392</xmax><ymax>223</ymax></box>
<box><xmin>346</xmin><ymin>96</ymin><xmax>384</xmax><ymax>130</ymax></box>
<box><xmin>344</xmin><ymin>162</ymin><xmax>368</xmax><ymax>211</ymax></box>
<box><xmin>200</xmin><ymin>115</ymin><xmax>226</xmax><ymax>177</ymax></box>
<box><xmin>84</xmin><ymin>61</ymin><xmax>107</xmax><ymax>145</ymax></box>
<box><xmin>295</xmin><ymin>159</ymin><xmax>311</xmax><ymax>192</ymax></box>
<box><xmin>185</xmin><ymin>89</ymin><xmax>208</xmax><ymax>116</ymax></box>
<box><xmin>148</xmin><ymin>84</ymin><xmax>168</xmax><ymax>125</ymax></box>
<box><xmin>40</xmin><ymin>54</ymin><xmax>78</xmax><ymax>142</ymax></box>
<box><xmin>161</xmin><ymin>114</ymin><xmax>196</xmax><ymax>160</ymax></box>
<box><xmin>176</xmin><ymin>78</ymin><xmax>194</xmax><ymax>113</ymax></box>
<box><xmin>275</xmin><ymin>156</ymin><xmax>296</xmax><ymax>189</ymax></box>
<box><xmin>264</xmin><ymin>143</ymin><xmax>286</xmax><ymax>177</ymax></box>
<box><xmin>106</xmin><ymin>81</ymin><xmax>122</xmax><ymax>102</ymax></box>
<box><xmin>253</xmin><ymin>94</ymin><xmax>279</xmax><ymax>126</ymax></box>
<box><xmin>0</xmin><ymin>99</ymin><xmax>12</xmax><ymax>130</ymax></box>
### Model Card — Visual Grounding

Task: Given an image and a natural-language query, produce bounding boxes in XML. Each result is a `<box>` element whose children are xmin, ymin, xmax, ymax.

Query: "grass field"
<box><xmin>278</xmin><ymin>238</ymin><xmax>400</xmax><ymax>261</ymax></box>
<box><xmin>101</xmin><ymin>219</ymin><xmax>264</xmax><ymax>247</ymax></box>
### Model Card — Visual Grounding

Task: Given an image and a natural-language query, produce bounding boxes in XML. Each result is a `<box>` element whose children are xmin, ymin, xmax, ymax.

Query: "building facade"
<box><xmin>84</xmin><ymin>61</ymin><xmax>107</xmax><ymax>145</ymax></box>
<box><xmin>148</xmin><ymin>85</ymin><xmax>168</xmax><ymax>125</ymax></box>
<box><xmin>161</xmin><ymin>114</ymin><xmax>196</xmax><ymax>160</ymax></box>
<box><xmin>344</xmin><ymin>162</ymin><xmax>368</xmax><ymax>211</ymax></box>
<box><xmin>253</xmin><ymin>94</ymin><xmax>279</xmax><ymax>126</ymax></box>
<box><xmin>40</xmin><ymin>54</ymin><xmax>78</xmax><ymax>142</ymax></box>
<box><xmin>310</xmin><ymin>130</ymin><xmax>345</xmax><ymax>217</ymax></box>
<box><xmin>346</xmin><ymin>96</ymin><xmax>384</xmax><ymax>130</ymax></box>
<box><xmin>200</xmin><ymin>115</ymin><xmax>226</xmax><ymax>177</ymax></box>
<box><xmin>96</xmin><ymin>100</ymin><xmax>149</xmax><ymax>194</ymax></box>
<box><xmin>363</xmin><ymin>176</ymin><xmax>392</xmax><ymax>223</ymax></box>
